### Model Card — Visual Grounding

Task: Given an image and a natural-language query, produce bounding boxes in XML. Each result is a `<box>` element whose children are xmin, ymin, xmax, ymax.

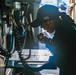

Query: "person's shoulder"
<box><xmin>59</xmin><ymin>12</ymin><xmax>76</xmax><ymax>27</ymax></box>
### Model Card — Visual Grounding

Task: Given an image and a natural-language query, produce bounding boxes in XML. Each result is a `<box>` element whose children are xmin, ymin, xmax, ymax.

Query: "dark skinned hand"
<box><xmin>37</xmin><ymin>33</ymin><xmax>50</xmax><ymax>43</ymax></box>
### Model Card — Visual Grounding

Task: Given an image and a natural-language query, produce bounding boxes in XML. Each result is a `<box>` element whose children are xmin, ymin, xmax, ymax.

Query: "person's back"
<box><xmin>49</xmin><ymin>20</ymin><xmax>76</xmax><ymax>75</ymax></box>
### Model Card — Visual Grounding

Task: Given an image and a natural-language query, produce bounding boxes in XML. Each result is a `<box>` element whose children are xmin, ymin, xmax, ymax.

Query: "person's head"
<box><xmin>59</xmin><ymin>2</ymin><xmax>67</xmax><ymax>10</ymax></box>
<box><xmin>30</xmin><ymin>5</ymin><xmax>60</xmax><ymax>33</ymax></box>
<box><xmin>58</xmin><ymin>2</ymin><xmax>67</xmax><ymax>13</ymax></box>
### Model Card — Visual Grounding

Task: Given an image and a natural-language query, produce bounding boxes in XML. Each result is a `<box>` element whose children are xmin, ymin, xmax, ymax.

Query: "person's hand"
<box><xmin>37</xmin><ymin>33</ymin><xmax>49</xmax><ymax>43</ymax></box>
